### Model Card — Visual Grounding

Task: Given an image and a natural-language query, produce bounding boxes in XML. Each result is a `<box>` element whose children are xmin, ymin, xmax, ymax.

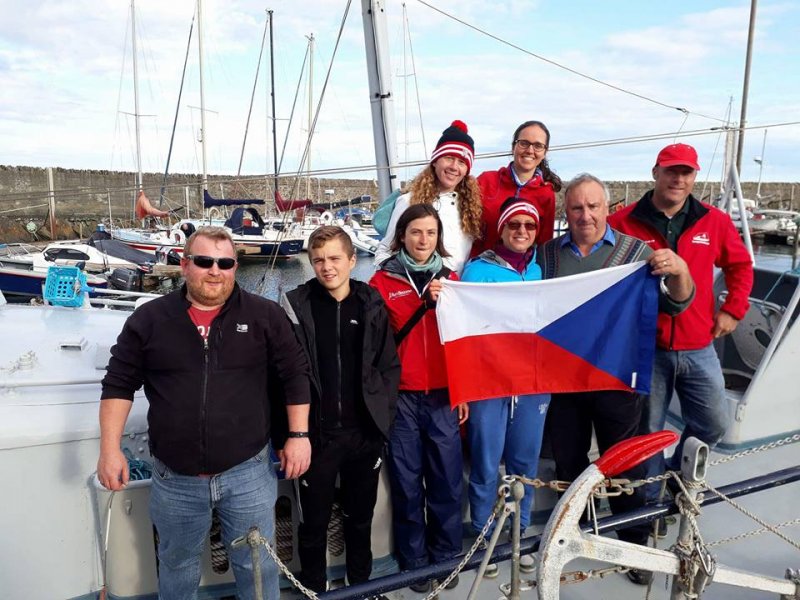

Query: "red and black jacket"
<box><xmin>370</xmin><ymin>256</ymin><xmax>458</xmax><ymax>392</ymax></box>
<box><xmin>609</xmin><ymin>191</ymin><xmax>753</xmax><ymax>351</ymax></box>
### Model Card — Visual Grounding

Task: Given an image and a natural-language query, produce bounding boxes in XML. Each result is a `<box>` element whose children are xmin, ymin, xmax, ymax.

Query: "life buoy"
<box><xmin>320</xmin><ymin>211</ymin><xmax>334</xmax><ymax>225</ymax></box>
<box><xmin>207</xmin><ymin>207</ymin><xmax>222</xmax><ymax>222</ymax></box>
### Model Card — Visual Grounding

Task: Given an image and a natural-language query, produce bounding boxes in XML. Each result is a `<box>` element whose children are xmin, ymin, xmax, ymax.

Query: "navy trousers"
<box><xmin>387</xmin><ymin>389</ymin><xmax>463</xmax><ymax>570</ymax></box>
<box><xmin>545</xmin><ymin>390</ymin><xmax>650</xmax><ymax>545</ymax></box>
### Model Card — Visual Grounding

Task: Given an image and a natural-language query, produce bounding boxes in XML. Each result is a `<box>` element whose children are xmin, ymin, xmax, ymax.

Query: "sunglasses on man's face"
<box><xmin>185</xmin><ymin>254</ymin><xmax>237</xmax><ymax>270</ymax></box>
<box><xmin>506</xmin><ymin>221</ymin><xmax>537</xmax><ymax>231</ymax></box>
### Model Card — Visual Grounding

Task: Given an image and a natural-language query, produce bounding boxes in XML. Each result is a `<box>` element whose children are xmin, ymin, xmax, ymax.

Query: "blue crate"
<box><xmin>43</xmin><ymin>266</ymin><xmax>90</xmax><ymax>307</ymax></box>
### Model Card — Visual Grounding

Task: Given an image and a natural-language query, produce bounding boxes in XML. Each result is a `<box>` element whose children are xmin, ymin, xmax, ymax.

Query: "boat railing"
<box><xmin>280</xmin><ymin>463</ymin><xmax>800</xmax><ymax>599</ymax></box>
<box><xmin>299</xmin><ymin>433</ymin><xmax>800</xmax><ymax>599</ymax></box>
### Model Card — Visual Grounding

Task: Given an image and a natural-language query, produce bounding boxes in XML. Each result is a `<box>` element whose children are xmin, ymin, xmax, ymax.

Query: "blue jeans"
<box><xmin>467</xmin><ymin>394</ymin><xmax>550</xmax><ymax>533</ymax></box>
<box><xmin>149</xmin><ymin>445</ymin><xmax>279</xmax><ymax>600</ymax></box>
<box><xmin>643</xmin><ymin>345</ymin><xmax>727</xmax><ymax>502</ymax></box>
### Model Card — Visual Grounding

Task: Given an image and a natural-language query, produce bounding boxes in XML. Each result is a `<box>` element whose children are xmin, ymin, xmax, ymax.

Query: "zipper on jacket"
<box><xmin>336</xmin><ymin>301</ymin><xmax>342</xmax><ymax>426</ymax></box>
<box><xmin>421</xmin><ymin>300</ymin><xmax>430</xmax><ymax>394</ymax></box>
<box><xmin>201</xmin><ymin>337</ymin><xmax>210</xmax><ymax>470</ymax></box>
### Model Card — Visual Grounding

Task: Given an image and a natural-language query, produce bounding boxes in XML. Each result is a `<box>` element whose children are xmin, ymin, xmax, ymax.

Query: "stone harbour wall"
<box><xmin>0</xmin><ymin>165</ymin><xmax>797</xmax><ymax>242</ymax></box>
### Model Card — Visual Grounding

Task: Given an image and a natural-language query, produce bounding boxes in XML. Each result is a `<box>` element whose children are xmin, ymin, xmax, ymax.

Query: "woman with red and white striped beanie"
<box><xmin>374</xmin><ymin>120</ymin><xmax>483</xmax><ymax>274</ymax></box>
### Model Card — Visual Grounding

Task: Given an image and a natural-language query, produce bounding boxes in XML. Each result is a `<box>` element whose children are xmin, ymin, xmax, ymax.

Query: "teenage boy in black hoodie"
<box><xmin>281</xmin><ymin>225</ymin><xmax>400</xmax><ymax>595</ymax></box>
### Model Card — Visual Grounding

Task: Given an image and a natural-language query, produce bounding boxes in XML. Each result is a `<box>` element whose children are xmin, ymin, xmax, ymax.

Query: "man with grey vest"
<box><xmin>537</xmin><ymin>173</ymin><xmax>694</xmax><ymax>585</ymax></box>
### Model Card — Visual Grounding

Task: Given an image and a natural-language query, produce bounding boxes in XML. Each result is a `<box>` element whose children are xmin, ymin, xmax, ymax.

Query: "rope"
<box><xmin>122</xmin><ymin>448</ymin><xmax>151</xmax><ymax>481</ymax></box>
<box><xmin>703</xmin><ymin>481</ymin><xmax>800</xmax><ymax>551</ymax></box>
<box><xmin>707</xmin><ymin>517</ymin><xmax>800</xmax><ymax>548</ymax></box>
<box><xmin>0</xmin><ymin>203</ymin><xmax>49</xmax><ymax>215</ymax></box>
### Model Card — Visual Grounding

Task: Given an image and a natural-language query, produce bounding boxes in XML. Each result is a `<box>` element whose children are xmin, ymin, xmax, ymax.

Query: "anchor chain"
<box><xmin>232</xmin><ymin>528</ymin><xmax>321</xmax><ymax>600</ymax></box>
<box><xmin>232</xmin><ymin>486</ymin><xmax>507</xmax><ymax>600</ymax></box>
<box><xmin>708</xmin><ymin>433</ymin><xmax>800</xmax><ymax>467</ymax></box>
<box><xmin>559</xmin><ymin>564</ymin><xmax>629</xmax><ymax>584</ymax></box>
<box><xmin>229</xmin><ymin>434</ymin><xmax>800</xmax><ymax>599</ymax></box>
<box><xmin>515</xmin><ymin>433</ymin><xmax>800</xmax><ymax>497</ymax></box>
<box><xmin>419</xmin><ymin>491</ymin><xmax>501</xmax><ymax>600</ymax></box>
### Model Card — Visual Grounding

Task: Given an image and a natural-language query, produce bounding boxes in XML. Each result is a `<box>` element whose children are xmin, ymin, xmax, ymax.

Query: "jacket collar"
<box><xmin>632</xmin><ymin>190</ymin><xmax>709</xmax><ymax>232</ymax></box>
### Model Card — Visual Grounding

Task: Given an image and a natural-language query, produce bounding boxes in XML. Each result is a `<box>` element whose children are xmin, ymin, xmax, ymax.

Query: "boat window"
<box><xmin>46</xmin><ymin>248</ymin><xmax>91</xmax><ymax>261</ymax></box>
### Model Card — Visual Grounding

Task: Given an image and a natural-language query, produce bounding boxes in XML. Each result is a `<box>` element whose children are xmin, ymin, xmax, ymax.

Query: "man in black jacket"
<box><xmin>98</xmin><ymin>226</ymin><xmax>311</xmax><ymax>600</ymax></box>
<box><xmin>281</xmin><ymin>226</ymin><xmax>400</xmax><ymax>595</ymax></box>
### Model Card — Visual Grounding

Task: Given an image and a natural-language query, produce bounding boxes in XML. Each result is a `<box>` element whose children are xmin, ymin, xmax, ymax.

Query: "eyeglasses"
<box><xmin>185</xmin><ymin>254</ymin><xmax>237</xmax><ymax>270</ymax></box>
<box><xmin>514</xmin><ymin>139</ymin><xmax>547</xmax><ymax>152</ymax></box>
<box><xmin>506</xmin><ymin>221</ymin><xmax>537</xmax><ymax>231</ymax></box>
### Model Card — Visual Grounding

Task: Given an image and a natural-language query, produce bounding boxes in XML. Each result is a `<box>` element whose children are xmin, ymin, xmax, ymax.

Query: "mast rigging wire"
<box><xmin>4</xmin><ymin>121</ymin><xmax>798</xmax><ymax>207</ymax></box>
<box><xmin>415</xmin><ymin>0</ymin><xmax>727</xmax><ymax>124</ymax></box>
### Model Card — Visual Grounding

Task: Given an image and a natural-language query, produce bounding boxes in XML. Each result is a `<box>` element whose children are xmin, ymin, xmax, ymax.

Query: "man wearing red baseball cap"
<box><xmin>608</xmin><ymin>143</ymin><xmax>753</xmax><ymax>534</ymax></box>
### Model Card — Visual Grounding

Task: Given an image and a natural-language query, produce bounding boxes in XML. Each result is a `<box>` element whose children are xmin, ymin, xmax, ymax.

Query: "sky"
<box><xmin>0</xmin><ymin>0</ymin><xmax>798</xmax><ymax>188</ymax></box>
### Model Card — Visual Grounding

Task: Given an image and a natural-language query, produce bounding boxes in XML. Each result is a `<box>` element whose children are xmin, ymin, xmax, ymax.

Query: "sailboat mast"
<box><xmin>402</xmin><ymin>4</ymin><xmax>409</xmax><ymax>182</ymax></box>
<box><xmin>361</xmin><ymin>0</ymin><xmax>398</xmax><ymax>200</ymax></box>
<box><xmin>736</xmin><ymin>0</ymin><xmax>758</xmax><ymax>174</ymax></box>
<box><xmin>269</xmin><ymin>10</ymin><xmax>278</xmax><ymax>203</ymax></box>
<box><xmin>197</xmin><ymin>0</ymin><xmax>208</xmax><ymax>191</ymax></box>
<box><xmin>307</xmin><ymin>34</ymin><xmax>314</xmax><ymax>200</ymax></box>
<box><xmin>130</xmin><ymin>0</ymin><xmax>143</xmax><ymax>191</ymax></box>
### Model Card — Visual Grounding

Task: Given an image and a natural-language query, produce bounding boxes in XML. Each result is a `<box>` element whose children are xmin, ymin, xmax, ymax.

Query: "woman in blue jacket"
<box><xmin>461</xmin><ymin>197</ymin><xmax>550</xmax><ymax>576</ymax></box>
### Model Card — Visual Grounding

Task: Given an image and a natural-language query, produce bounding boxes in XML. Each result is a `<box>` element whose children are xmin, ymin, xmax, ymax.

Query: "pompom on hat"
<box><xmin>430</xmin><ymin>120</ymin><xmax>475</xmax><ymax>173</ymax></box>
<box><xmin>655</xmin><ymin>143</ymin><xmax>701</xmax><ymax>171</ymax></box>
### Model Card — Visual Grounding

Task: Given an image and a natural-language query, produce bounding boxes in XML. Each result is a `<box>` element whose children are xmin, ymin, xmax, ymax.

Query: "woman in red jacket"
<box><xmin>369</xmin><ymin>203</ymin><xmax>468</xmax><ymax>593</ymax></box>
<box><xmin>474</xmin><ymin>120</ymin><xmax>562</xmax><ymax>254</ymax></box>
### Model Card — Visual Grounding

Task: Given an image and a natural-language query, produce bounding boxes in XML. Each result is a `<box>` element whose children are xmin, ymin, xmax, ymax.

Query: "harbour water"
<box><xmin>237</xmin><ymin>242</ymin><xmax>799</xmax><ymax>302</ymax></box>
<box><xmin>236</xmin><ymin>252</ymin><xmax>379</xmax><ymax>301</ymax></box>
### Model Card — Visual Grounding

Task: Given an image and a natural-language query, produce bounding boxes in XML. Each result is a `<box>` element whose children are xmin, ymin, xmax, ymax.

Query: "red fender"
<box><xmin>594</xmin><ymin>431</ymin><xmax>678</xmax><ymax>477</ymax></box>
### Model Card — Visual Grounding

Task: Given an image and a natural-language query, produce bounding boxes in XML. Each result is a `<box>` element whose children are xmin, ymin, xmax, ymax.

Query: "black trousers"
<box><xmin>297</xmin><ymin>429</ymin><xmax>384</xmax><ymax>593</ymax></box>
<box><xmin>545</xmin><ymin>390</ymin><xmax>650</xmax><ymax>545</ymax></box>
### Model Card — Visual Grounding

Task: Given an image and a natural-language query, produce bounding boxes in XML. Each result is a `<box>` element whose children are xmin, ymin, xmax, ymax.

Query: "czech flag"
<box><xmin>436</xmin><ymin>262</ymin><xmax>658</xmax><ymax>406</ymax></box>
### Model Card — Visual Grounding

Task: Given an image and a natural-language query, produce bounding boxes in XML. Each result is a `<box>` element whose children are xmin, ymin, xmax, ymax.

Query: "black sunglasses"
<box><xmin>506</xmin><ymin>221</ymin><xmax>537</xmax><ymax>231</ymax></box>
<box><xmin>185</xmin><ymin>254</ymin><xmax>237</xmax><ymax>270</ymax></box>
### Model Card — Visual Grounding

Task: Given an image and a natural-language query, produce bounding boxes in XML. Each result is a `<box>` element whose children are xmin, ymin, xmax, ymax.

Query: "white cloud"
<box><xmin>0</xmin><ymin>0</ymin><xmax>797</xmax><ymax>185</ymax></box>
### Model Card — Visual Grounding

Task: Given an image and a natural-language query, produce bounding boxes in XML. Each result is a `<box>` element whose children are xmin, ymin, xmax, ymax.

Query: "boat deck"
<box><xmin>291</xmin><ymin>441</ymin><xmax>799</xmax><ymax>599</ymax></box>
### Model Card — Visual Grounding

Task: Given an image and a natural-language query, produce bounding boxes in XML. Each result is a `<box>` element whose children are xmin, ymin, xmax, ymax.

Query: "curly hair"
<box><xmin>404</xmin><ymin>165</ymin><xmax>483</xmax><ymax>239</ymax></box>
<box><xmin>512</xmin><ymin>120</ymin><xmax>563</xmax><ymax>193</ymax></box>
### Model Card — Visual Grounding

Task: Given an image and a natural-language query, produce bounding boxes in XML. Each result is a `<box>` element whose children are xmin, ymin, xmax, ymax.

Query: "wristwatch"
<box><xmin>287</xmin><ymin>431</ymin><xmax>310</xmax><ymax>438</ymax></box>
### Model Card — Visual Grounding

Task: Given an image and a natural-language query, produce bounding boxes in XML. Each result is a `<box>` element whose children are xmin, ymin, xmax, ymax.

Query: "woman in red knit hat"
<box><xmin>374</xmin><ymin>120</ymin><xmax>483</xmax><ymax>274</ymax></box>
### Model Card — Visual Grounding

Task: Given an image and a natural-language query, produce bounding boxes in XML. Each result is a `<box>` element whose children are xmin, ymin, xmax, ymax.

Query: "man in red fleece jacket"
<box><xmin>608</xmin><ymin>143</ymin><xmax>754</xmax><ymax>524</ymax></box>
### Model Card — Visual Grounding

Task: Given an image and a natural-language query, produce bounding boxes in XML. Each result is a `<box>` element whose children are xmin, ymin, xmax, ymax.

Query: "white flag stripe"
<box><xmin>437</xmin><ymin>261</ymin><xmax>647</xmax><ymax>343</ymax></box>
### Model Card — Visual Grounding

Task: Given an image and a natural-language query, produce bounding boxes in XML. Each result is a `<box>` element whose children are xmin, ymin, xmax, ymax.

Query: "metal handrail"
<box><xmin>315</xmin><ymin>464</ymin><xmax>800</xmax><ymax>599</ymax></box>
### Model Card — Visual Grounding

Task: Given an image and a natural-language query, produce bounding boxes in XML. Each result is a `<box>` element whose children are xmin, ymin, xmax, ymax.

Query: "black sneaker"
<box><xmin>649</xmin><ymin>516</ymin><xmax>668</xmax><ymax>539</ymax></box>
<box><xmin>626</xmin><ymin>568</ymin><xmax>654</xmax><ymax>585</ymax></box>
<box><xmin>409</xmin><ymin>579</ymin><xmax>432</xmax><ymax>593</ymax></box>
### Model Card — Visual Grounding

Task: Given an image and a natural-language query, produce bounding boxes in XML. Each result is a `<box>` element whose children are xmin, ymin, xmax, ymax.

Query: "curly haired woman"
<box><xmin>374</xmin><ymin>120</ymin><xmax>482</xmax><ymax>274</ymax></box>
